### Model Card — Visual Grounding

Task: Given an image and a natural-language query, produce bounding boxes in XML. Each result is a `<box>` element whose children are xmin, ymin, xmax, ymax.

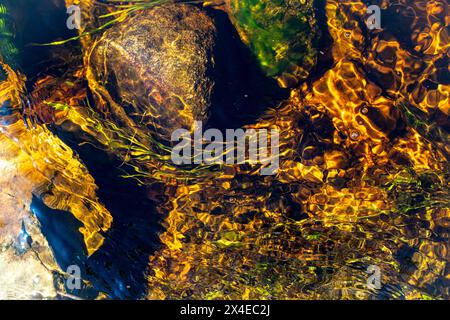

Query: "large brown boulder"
<box><xmin>89</xmin><ymin>4</ymin><xmax>216</xmax><ymax>137</ymax></box>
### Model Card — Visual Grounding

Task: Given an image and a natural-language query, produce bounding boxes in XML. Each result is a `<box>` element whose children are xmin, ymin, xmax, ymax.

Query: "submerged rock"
<box><xmin>89</xmin><ymin>4</ymin><xmax>217</xmax><ymax>137</ymax></box>
<box><xmin>224</xmin><ymin>0</ymin><xmax>320</xmax><ymax>81</ymax></box>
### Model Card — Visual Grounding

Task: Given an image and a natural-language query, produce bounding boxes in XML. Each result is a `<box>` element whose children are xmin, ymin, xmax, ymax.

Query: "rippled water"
<box><xmin>0</xmin><ymin>0</ymin><xmax>449</xmax><ymax>300</ymax></box>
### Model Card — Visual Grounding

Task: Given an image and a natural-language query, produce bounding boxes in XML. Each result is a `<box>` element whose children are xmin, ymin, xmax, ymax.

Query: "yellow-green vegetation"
<box><xmin>0</xmin><ymin>3</ymin><xmax>19</xmax><ymax>78</ymax></box>
<box><xmin>229</xmin><ymin>0</ymin><xmax>319</xmax><ymax>77</ymax></box>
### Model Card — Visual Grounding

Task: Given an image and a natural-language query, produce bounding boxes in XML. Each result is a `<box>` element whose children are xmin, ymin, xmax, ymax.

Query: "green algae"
<box><xmin>229</xmin><ymin>0</ymin><xmax>319</xmax><ymax>77</ymax></box>
<box><xmin>0</xmin><ymin>3</ymin><xmax>19</xmax><ymax>78</ymax></box>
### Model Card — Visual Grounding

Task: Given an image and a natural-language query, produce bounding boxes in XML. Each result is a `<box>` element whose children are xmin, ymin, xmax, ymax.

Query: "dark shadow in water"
<box><xmin>30</xmin><ymin>196</ymin><xmax>99</xmax><ymax>299</ymax></box>
<box><xmin>307</xmin><ymin>0</ymin><xmax>334</xmax><ymax>84</ymax></box>
<box><xmin>40</xmin><ymin>124</ymin><xmax>164</xmax><ymax>299</ymax></box>
<box><xmin>379</xmin><ymin>4</ymin><xmax>418</xmax><ymax>53</ymax></box>
<box><xmin>30</xmin><ymin>195</ymin><xmax>88</xmax><ymax>271</ymax></box>
<box><xmin>5</xmin><ymin>0</ymin><xmax>77</xmax><ymax>80</ymax></box>
<box><xmin>203</xmin><ymin>7</ymin><xmax>290</xmax><ymax>131</ymax></box>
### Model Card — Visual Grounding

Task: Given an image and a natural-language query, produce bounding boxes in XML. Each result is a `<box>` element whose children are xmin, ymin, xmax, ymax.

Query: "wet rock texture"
<box><xmin>89</xmin><ymin>4</ymin><xmax>217</xmax><ymax>137</ymax></box>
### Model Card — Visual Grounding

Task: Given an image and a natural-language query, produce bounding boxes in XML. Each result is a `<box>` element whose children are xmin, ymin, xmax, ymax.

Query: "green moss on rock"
<box><xmin>228</xmin><ymin>0</ymin><xmax>320</xmax><ymax>78</ymax></box>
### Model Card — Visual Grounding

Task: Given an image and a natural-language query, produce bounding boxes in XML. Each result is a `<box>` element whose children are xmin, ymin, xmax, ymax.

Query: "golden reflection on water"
<box><xmin>0</xmin><ymin>0</ymin><xmax>448</xmax><ymax>299</ymax></box>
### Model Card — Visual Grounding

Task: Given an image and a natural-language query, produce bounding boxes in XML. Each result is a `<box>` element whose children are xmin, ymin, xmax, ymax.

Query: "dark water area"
<box><xmin>203</xmin><ymin>6</ymin><xmax>290</xmax><ymax>131</ymax></box>
<box><xmin>30</xmin><ymin>195</ymin><xmax>88</xmax><ymax>271</ymax></box>
<box><xmin>4</xmin><ymin>0</ymin><xmax>78</xmax><ymax>81</ymax></box>
<box><xmin>308</xmin><ymin>0</ymin><xmax>334</xmax><ymax>83</ymax></box>
<box><xmin>47</xmin><ymin>124</ymin><xmax>164</xmax><ymax>299</ymax></box>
